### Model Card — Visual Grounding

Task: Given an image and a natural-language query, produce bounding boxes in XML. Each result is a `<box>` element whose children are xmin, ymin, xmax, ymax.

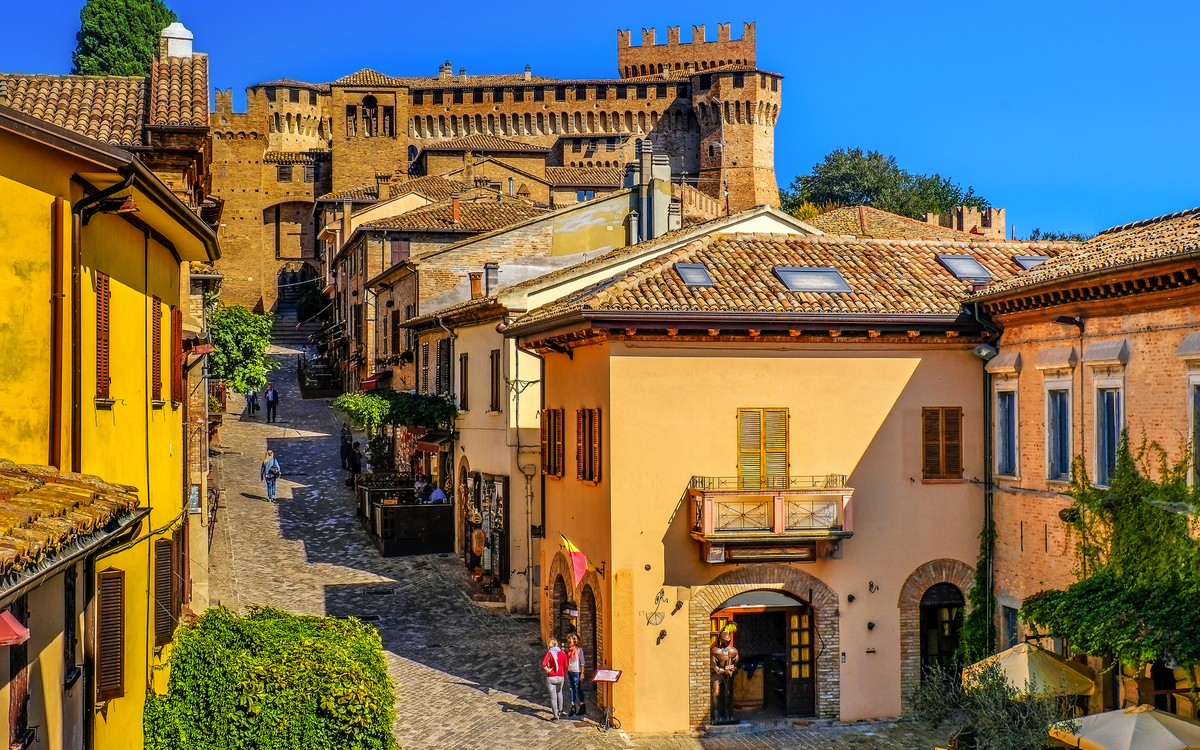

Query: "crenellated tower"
<box><xmin>617</xmin><ymin>22</ymin><xmax>756</xmax><ymax>78</ymax></box>
<box><xmin>692</xmin><ymin>67</ymin><xmax>781</xmax><ymax>211</ymax></box>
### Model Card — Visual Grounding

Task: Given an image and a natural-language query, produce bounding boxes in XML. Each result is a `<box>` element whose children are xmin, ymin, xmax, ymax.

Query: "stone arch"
<box><xmin>547</xmin><ymin>549</ymin><xmax>577</xmax><ymax>639</ymax></box>
<box><xmin>688</xmin><ymin>564</ymin><xmax>840</xmax><ymax>725</ymax></box>
<box><xmin>578</xmin><ymin>568</ymin><xmax>604</xmax><ymax>672</ymax></box>
<box><xmin>897</xmin><ymin>558</ymin><xmax>975</xmax><ymax>712</ymax></box>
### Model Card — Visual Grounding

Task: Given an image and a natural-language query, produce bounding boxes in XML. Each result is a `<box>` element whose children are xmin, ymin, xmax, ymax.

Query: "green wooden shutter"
<box><xmin>738</xmin><ymin>409</ymin><xmax>763</xmax><ymax>489</ymax></box>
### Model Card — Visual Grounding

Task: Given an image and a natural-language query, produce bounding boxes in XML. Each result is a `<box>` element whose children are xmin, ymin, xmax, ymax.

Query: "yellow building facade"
<box><xmin>510</xmin><ymin>229</ymin><xmax>1068</xmax><ymax>731</ymax></box>
<box><xmin>0</xmin><ymin>106</ymin><xmax>218</xmax><ymax>748</ymax></box>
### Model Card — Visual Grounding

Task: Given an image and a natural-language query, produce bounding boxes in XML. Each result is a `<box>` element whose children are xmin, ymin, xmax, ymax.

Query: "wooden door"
<box><xmin>785</xmin><ymin>606</ymin><xmax>816</xmax><ymax>716</ymax></box>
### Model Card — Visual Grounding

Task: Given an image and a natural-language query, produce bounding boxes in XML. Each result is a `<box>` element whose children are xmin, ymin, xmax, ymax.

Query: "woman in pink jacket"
<box><xmin>541</xmin><ymin>637</ymin><xmax>568</xmax><ymax>720</ymax></box>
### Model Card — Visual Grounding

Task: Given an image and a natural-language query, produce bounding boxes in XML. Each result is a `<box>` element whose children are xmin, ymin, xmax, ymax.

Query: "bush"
<box><xmin>144</xmin><ymin>606</ymin><xmax>398</xmax><ymax>750</ymax></box>
<box><xmin>206</xmin><ymin>297</ymin><xmax>278</xmax><ymax>394</ymax></box>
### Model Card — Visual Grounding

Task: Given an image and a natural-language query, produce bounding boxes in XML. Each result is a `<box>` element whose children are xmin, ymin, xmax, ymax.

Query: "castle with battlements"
<box><xmin>209</xmin><ymin>22</ymin><xmax>782</xmax><ymax>309</ymax></box>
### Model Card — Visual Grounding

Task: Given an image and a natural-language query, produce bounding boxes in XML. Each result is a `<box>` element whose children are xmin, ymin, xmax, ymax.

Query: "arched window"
<box><xmin>408</xmin><ymin>145</ymin><xmax>418</xmax><ymax>162</ymax></box>
<box><xmin>919</xmin><ymin>583</ymin><xmax>965</xmax><ymax>681</ymax></box>
<box><xmin>362</xmin><ymin>95</ymin><xmax>378</xmax><ymax>137</ymax></box>
<box><xmin>635</xmin><ymin>138</ymin><xmax>643</xmax><ymax>157</ymax></box>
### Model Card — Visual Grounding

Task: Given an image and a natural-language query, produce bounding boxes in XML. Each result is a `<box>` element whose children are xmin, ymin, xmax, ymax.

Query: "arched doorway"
<box><xmin>580</xmin><ymin>584</ymin><xmax>598</xmax><ymax>691</ymax></box>
<box><xmin>710</xmin><ymin>589</ymin><xmax>816</xmax><ymax>718</ymax></box>
<box><xmin>552</xmin><ymin>575</ymin><xmax>570</xmax><ymax>641</ymax></box>
<box><xmin>919</xmin><ymin>582</ymin><xmax>965</xmax><ymax>680</ymax></box>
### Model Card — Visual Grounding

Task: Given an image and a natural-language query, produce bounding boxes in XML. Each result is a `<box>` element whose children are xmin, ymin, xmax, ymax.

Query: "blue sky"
<box><xmin>3</xmin><ymin>0</ymin><xmax>1197</xmax><ymax>236</ymax></box>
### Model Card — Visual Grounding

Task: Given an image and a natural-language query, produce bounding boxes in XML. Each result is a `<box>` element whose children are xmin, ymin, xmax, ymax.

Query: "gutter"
<box><xmin>970</xmin><ymin>247</ymin><xmax>1200</xmax><ymax>304</ymax></box>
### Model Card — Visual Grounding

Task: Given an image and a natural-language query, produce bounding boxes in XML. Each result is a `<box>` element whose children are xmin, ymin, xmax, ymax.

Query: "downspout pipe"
<box><xmin>70</xmin><ymin>172</ymin><xmax>134</xmax><ymax>472</ymax></box>
<box><xmin>973</xmin><ymin>302</ymin><xmax>998</xmax><ymax>653</ymax></box>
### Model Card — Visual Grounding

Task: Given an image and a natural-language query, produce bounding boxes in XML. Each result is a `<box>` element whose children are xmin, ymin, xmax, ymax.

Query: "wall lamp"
<box><xmin>657</xmin><ymin>629</ymin><xmax>667</xmax><ymax>645</ymax></box>
<box><xmin>1053</xmin><ymin>315</ymin><xmax>1084</xmax><ymax>331</ymax></box>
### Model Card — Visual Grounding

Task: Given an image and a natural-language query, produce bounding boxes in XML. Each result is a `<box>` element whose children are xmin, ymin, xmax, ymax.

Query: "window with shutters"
<box><xmin>489</xmin><ymin>349</ymin><xmax>502</xmax><ymax>412</ymax></box>
<box><xmin>390</xmin><ymin>310</ymin><xmax>400</xmax><ymax>355</ymax></box>
<box><xmin>97</xmin><ymin>568</ymin><xmax>125</xmax><ymax>701</ymax></box>
<box><xmin>1047</xmin><ymin>388</ymin><xmax>1071</xmax><ymax>481</ymax></box>
<box><xmin>154</xmin><ymin>538</ymin><xmax>175</xmax><ymax>646</ymax></box>
<box><xmin>389</xmin><ymin>238</ymin><xmax>410</xmax><ymax>266</ymax></box>
<box><xmin>171</xmin><ymin>306</ymin><xmax>182</xmax><ymax>404</ymax></box>
<box><xmin>276</xmin><ymin>164</ymin><xmax>292</xmax><ymax>182</ymax></box>
<box><xmin>576</xmin><ymin>408</ymin><xmax>601</xmax><ymax>482</ymax></box>
<box><xmin>737</xmin><ymin>408</ymin><xmax>789</xmax><ymax>489</ymax></box>
<box><xmin>459</xmin><ymin>353</ymin><xmax>469</xmax><ymax>410</ymax></box>
<box><xmin>435</xmin><ymin>338</ymin><xmax>450</xmax><ymax>394</ymax></box>
<box><xmin>421</xmin><ymin>341</ymin><xmax>429</xmax><ymax>393</ymax></box>
<box><xmin>404</xmin><ymin>304</ymin><xmax>416</xmax><ymax>351</ymax></box>
<box><xmin>96</xmin><ymin>273</ymin><xmax>111</xmax><ymax>399</ymax></box>
<box><xmin>151</xmin><ymin>296</ymin><xmax>162</xmax><ymax>402</ymax></box>
<box><xmin>541</xmin><ymin>409</ymin><xmax>565</xmax><ymax>477</ymax></box>
<box><xmin>922</xmin><ymin>407</ymin><xmax>964</xmax><ymax>480</ymax></box>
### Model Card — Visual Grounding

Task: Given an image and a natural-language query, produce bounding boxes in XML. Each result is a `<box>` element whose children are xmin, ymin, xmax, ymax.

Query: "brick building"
<box><xmin>210</xmin><ymin>22</ymin><xmax>783</xmax><ymax>311</ymax></box>
<box><xmin>972</xmin><ymin>206</ymin><xmax>1200</xmax><ymax>715</ymax></box>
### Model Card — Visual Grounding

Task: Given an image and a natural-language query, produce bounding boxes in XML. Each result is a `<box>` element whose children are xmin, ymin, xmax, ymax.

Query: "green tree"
<box><xmin>1027</xmin><ymin>228</ymin><xmax>1094</xmax><ymax>242</ymax></box>
<box><xmin>71</xmin><ymin>0</ymin><xmax>177</xmax><ymax>77</ymax></box>
<box><xmin>780</xmin><ymin>148</ymin><xmax>988</xmax><ymax>220</ymax></box>
<box><xmin>206</xmin><ymin>296</ymin><xmax>278</xmax><ymax>393</ymax></box>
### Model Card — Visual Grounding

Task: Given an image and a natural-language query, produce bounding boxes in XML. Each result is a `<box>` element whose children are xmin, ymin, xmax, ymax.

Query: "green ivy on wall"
<box><xmin>333</xmin><ymin>391</ymin><xmax>458</xmax><ymax>433</ymax></box>
<box><xmin>144</xmin><ymin>607</ymin><xmax>398</xmax><ymax>750</ymax></box>
<box><xmin>1021</xmin><ymin>434</ymin><xmax>1200</xmax><ymax>672</ymax></box>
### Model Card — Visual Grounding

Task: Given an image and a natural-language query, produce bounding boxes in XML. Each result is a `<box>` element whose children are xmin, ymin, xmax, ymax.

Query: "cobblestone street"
<box><xmin>209</xmin><ymin>348</ymin><xmax>950</xmax><ymax>750</ymax></box>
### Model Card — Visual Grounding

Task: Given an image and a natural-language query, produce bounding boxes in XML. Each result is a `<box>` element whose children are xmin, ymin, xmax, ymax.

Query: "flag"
<box><xmin>560</xmin><ymin>534</ymin><xmax>588</xmax><ymax>589</ymax></box>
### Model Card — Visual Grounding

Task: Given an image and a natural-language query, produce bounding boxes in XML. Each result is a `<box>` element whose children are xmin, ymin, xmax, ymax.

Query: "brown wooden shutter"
<box><xmin>576</xmin><ymin>409</ymin><xmax>584</xmax><ymax>481</ymax></box>
<box><xmin>151</xmin><ymin>296</ymin><xmax>162</xmax><ymax>401</ymax></box>
<box><xmin>553</xmin><ymin>410</ymin><xmax>564</xmax><ymax>477</ymax></box>
<box><xmin>391</xmin><ymin>310</ymin><xmax>400</xmax><ymax>354</ymax></box>
<box><xmin>943</xmin><ymin>407</ymin><xmax>963</xmax><ymax>478</ymax></box>
<box><xmin>490</xmin><ymin>349</ymin><xmax>502</xmax><ymax>411</ymax></box>
<box><xmin>763</xmin><ymin>408</ymin><xmax>788</xmax><ymax>484</ymax></box>
<box><xmin>922</xmin><ymin>407</ymin><xmax>944</xmax><ymax>479</ymax></box>
<box><xmin>96</xmin><ymin>569</ymin><xmax>124</xmax><ymax>701</ymax></box>
<box><xmin>459</xmin><ymin>353</ymin><xmax>469</xmax><ymax>410</ymax></box>
<box><xmin>174</xmin><ymin>522</ymin><xmax>189</xmax><ymax>610</ymax></box>
<box><xmin>96</xmin><ymin>273</ymin><xmax>111</xmax><ymax>399</ymax></box>
<box><xmin>171</xmin><ymin>306</ymin><xmax>183</xmax><ymax>403</ymax></box>
<box><xmin>154</xmin><ymin>539</ymin><xmax>174</xmax><ymax>646</ymax></box>
<box><xmin>541</xmin><ymin>410</ymin><xmax>550</xmax><ymax>474</ymax></box>
<box><xmin>590</xmin><ymin>408</ymin><xmax>601</xmax><ymax>482</ymax></box>
<box><xmin>738</xmin><ymin>409</ymin><xmax>763</xmax><ymax>488</ymax></box>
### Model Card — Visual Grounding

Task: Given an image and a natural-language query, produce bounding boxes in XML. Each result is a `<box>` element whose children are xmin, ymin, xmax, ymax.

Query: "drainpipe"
<box><xmin>974</xmin><ymin>303</ymin><xmax>999</xmax><ymax>653</ymax></box>
<box><xmin>70</xmin><ymin>172</ymin><xmax>134</xmax><ymax>472</ymax></box>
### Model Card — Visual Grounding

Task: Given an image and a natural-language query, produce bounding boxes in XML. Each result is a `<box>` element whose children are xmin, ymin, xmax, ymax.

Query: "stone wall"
<box><xmin>617</xmin><ymin>23</ymin><xmax>757</xmax><ymax>78</ymax></box>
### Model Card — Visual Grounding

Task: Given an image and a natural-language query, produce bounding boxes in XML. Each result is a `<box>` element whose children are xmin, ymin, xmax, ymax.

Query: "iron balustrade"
<box><xmin>689</xmin><ymin>474</ymin><xmax>847</xmax><ymax>491</ymax></box>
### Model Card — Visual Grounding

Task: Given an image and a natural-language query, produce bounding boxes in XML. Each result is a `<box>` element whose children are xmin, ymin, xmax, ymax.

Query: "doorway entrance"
<box><xmin>710</xmin><ymin>590</ymin><xmax>816</xmax><ymax>718</ymax></box>
<box><xmin>919</xmin><ymin>582</ymin><xmax>964</xmax><ymax>680</ymax></box>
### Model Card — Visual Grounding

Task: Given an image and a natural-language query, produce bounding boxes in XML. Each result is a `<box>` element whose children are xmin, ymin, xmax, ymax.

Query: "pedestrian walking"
<box><xmin>346</xmin><ymin>441</ymin><xmax>363</xmax><ymax>487</ymax></box>
<box><xmin>566</xmin><ymin>633</ymin><xmax>586</xmax><ymax>717</ymax></box>
<box><xmin>245</xmin><ymin>390</ymin><xmax>259</xmax><ymax>418</ymax></box>
<box><xmin>260</xmin><ymin>450</ymin><xmax>281</xmax><ymax>502</ymax></box>
<box><xmin>541</xmin><ymin>637</ymin><xmax>568</xmax><ymax>721</ymax></box>
<box><xmin>264</xmin><ymin>382</ymin><xmax>280</xmax><ymax>423</ymax></box>
<box><xmin>339</xmin><ymin>422</ymin><xmax>353</xmax><ymax>470</ymax></box>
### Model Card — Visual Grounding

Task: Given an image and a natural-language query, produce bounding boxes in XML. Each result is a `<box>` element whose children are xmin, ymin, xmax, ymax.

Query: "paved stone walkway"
<box><xmin>209</xmin><ymin>348</ymin><xmax>950</xmax><ymax>750</ymax></box>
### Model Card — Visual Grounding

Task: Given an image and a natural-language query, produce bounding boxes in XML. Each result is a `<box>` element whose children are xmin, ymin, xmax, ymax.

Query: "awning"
<box><xmin>0</xmin><ymin>610</ymin><xmax>30</xmax><ymax>647</ymax></box>
<box><xmin>361</xmin><ymin>371</ymin><xmax>391</xmax><ymax>391</ymax></box>
<box><xmin>415</xmin><ymin>430</ymin><xmax>454</xmax><ymax>453</ymax></box>
<box><xmin>1082</xmin><ymin>338</ymin><xmax>1129</xmax><ymax>367</ymax></box>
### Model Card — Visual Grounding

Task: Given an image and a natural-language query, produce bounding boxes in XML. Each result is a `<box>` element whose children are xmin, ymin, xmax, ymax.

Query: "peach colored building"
<box><xmin>973</xmin><ymin>206</ymin><xmax>1200</xmax><ymax>716</ymax></box>
<box><xmin>508</xmin><ymin>230</ymin><xmax>1067</xmax><ymax>731</ymax></box>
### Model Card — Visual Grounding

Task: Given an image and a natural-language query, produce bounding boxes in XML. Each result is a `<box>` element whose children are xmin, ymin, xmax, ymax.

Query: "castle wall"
<box><xmin>617</xmin><ymin>23</ymin><xmax>756</xmax><ymax>78</ymax></box>
<box><xmin>694</xmin><ymin>69</ymin><xmax>781</xmax><ymax>210</ymax></box>
<box><xmin>331</xmin><ymin>87</ymin><xmax>410</xmax><ymax>190</ymax></box>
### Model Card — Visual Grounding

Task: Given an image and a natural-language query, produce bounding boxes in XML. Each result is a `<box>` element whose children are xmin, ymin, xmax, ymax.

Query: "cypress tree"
<box><xmin>71</xmin><ymin>0</ymin><xmax>177</xmax><ymax>77</ymax></box>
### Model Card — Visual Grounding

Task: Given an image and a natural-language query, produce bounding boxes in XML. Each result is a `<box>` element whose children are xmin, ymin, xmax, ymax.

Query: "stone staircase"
<box><xmin>271</xmin><ymin>301</ymin><xmax>324</xmax><ymax>349</ymax></box>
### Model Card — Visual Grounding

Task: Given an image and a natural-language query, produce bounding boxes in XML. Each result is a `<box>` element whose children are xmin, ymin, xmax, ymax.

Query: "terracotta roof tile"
<box><xmin>807</xmin><ymin>206</ymin><xmax>1000</xmax><ymax>241</ymax></box>
<box><xmin>148</xmin><ymin>53</ymin><xmax>208</xmax><ymax>127</ymax></box>
<box><xmin>545</xmin><ymin>166</ymin><xmax>624</xmax><ymax>187</ymax></box>
<box><xmin>331</xmin><ymin>68</ymin><xmax>405</xmax><ymax>87</ymax></box>
<box><xmin>0</xmin><ymin>459</ymin><xmax>140</xmax><ymax>578</ymax></box>
<box><xmin>1</xmin><ymin>73</ymin><xmax>146</xmax><ymax>146</ymax></box>
<box><xmin>513</xmin><ymin>235</ymin><xmax>1070</xmax><ymax>327</ymax></box>
<box><xmin>360</xmin><ymin>194</ymin><xmax>547</xmax><ymax>233</ymax></box>
<box><xmin>978</xmin><ymin>206</ymin><xmax>1200</xmax><ymax>297</ymax></box>
<box><xmin>252</xmin><ymin>78</ymin><xmax>330</xmax><ymax>93</ymax></box>
<box><xmin>421</xmin><ymin>134</ymin><xmax>549</xmax><ymax>153</ymax></box>
<box><xmin>317</xmin><ymin>174</ymin><xmax>469</xmax><ymax>202</ymax></box>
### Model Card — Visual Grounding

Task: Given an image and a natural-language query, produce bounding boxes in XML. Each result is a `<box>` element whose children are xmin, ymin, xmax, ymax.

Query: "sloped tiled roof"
<box><xmin>317</xmin><ymin>174</ymin><xmax>469</xmax><ymax>202</ymax></box>
<box><xmin>148</xmin><ymin>53</ymin><xmax>208</xmax><ymax>127</ymax></box>
<box><xmin>331</xmin><ymin>69</ymin><xmax>406</xmax><ymax>87</ymax></box>
<box><xmin>545</xmin><ymin>166</ymin><xmax>624</xmax><ymax>187</ymax></box>
<box><xmin>0</xmin><ymin>74</ymin><xmax>146</xmax><ymax>146</ymax></box>
<box><xmin>252</xmin><ymin>78</ymin><xmax>330</xmax><ymax>93</ymax></box>
<box><xmin>421</xmin><ymin>134</ymin><xmax>549</xmax><ymax>153</ymax></box>
<box><xmin>0</xmin><ymin>459</ymin><xmax>140</xmax><ymax>578</ymax></box>
<box><xmin>807</xmin><ymin>206</ymin><xmax>1000</xmax><ymax>242</ymax></box>
<box><xmin>360</xmin><ymin>194</ymin><xmax>548</xmax><ymax>233</ymax></box>
<box><xmin>512</xmin><ymin>235</ymin><xmax>1070</xmax><ymax>328</ymax></box>
<box><xmin>978</xmin><ymin>206</ymin><xmax>1200</xmax><ymax>297</ymax></box>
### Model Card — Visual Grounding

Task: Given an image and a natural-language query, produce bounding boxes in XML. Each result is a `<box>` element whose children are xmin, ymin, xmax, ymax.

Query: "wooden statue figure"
<box><xmin>710</xmin><ymin>623</ymin><xmax>739</xmax><ymax>724</ymax></box>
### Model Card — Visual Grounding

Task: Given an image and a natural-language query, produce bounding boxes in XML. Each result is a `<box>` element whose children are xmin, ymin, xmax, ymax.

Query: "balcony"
<box><xmin>688</xmin><ymin>475</ymin><xmax>854</xmax><ymax>564</ymax></box>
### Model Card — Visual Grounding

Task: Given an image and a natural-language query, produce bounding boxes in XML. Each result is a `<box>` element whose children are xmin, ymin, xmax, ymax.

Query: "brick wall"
<box><xmin>617</xmin><ymin>23</ymin><xmax>756</xmax><ymax>78</ymax></box>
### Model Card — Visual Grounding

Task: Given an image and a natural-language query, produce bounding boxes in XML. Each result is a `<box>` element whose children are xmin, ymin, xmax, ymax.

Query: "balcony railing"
<box><xmin>689</xmin><ymin>474</ymin><xmax>847</xmax><ymax>492</ymax></box>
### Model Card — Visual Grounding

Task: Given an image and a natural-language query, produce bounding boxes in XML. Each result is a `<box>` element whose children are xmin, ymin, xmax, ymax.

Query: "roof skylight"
<box><xmin>772</xmin><ymin>266</ymin><xmax>852</xmax><ymax>293</ymax></box>
<box><xmin>937</xmin><ymin>254</ymin><xmax>993</xmax><ymax>283</ymax></box>
<box><xmin>1013</xmin><ymin>255</ymin><xmax>1050</xmax><ymax>270</ymax></box>
<box><xmin>674</xmin><ymin>263</ymin><xmax>714</xmax><ymax>287</ymax></box>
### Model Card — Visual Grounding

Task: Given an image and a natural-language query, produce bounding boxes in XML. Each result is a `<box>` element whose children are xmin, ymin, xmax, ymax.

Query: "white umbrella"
<box><xmin>964</xmin><ymin>642</ymin><xmax>1096</xmax><ymax>695</ymax></box>
<box><xmin>1050</xmin><ymin>704</ymin><xmax>1200</xmax><ymax>750</ymax></box>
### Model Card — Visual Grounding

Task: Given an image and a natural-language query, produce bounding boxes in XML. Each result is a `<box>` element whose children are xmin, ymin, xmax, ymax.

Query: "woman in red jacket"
<box><xmin>541</xmin><ymin>637</ymin><xmax>568</xmax><ymax>720</ymax></box>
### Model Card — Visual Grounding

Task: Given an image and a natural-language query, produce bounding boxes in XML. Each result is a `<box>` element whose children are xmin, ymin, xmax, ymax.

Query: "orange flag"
<box><xmin>560</xmin><ymin>534</ymin><xmax>588</xmax><ymax>589</ymax></box>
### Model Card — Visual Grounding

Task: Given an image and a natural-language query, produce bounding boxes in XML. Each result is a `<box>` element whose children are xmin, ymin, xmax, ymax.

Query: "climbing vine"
<box><xmin>957</xmin><ymin>516</ymin><xmax>997</xmax><ymax>663</ymax></box>
<box><xmin>144</xmin><ymin>606</ymin><xmax>398</xmax><ymax>750</ymax></box>
<box><xmin>1020</xmin><ymin>433</ymin><xmax>1200</xmax><ymax>671</ymax></box>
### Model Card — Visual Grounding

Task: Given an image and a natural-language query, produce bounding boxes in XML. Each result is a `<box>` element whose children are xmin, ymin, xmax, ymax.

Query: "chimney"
<box><xmin>374</xmin><ymin>171</ymin><xmax>390</xmax><ymax>200</ymax></box>
<box><xmin>524</xmin><ymin>64</ymin><xmax>532</xmax><ymax>81</ymax></box>
<box><xmin>628</xmin><ymin>210</ymin><xmax>640</xmax><ymax>245</ymax></box>
<box><xmin>639</xmin><ymin>140</ymin><xmax>654</xmax><ymax>240</ymax></box>
<box><xmin>159</xmin><ymin>22</ymin><xmax>194</xmax><ymax>59</ymax></box>
<box><xmin>458</xmin><ymin>67</ymin><xmax>467</xmax><ymax>81</ymax></box>
<box><xmin>451</xmin><ymin>194</ymin><xmax>461</xmax><ymax>224</ymax></box>
<box><xmin>440</xmin><ymin>61</ymin><xmax>452</xmax><ymax>81</ymax></box>
<box><xmin>483</xmin><ymin>262</ymin><xmax>499</xmax><ymax>295</ymax></box>
<box><xmin>469</xmin><ymin>272</ymin><xmax>483</xmax><ymax>300</ymax></box>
